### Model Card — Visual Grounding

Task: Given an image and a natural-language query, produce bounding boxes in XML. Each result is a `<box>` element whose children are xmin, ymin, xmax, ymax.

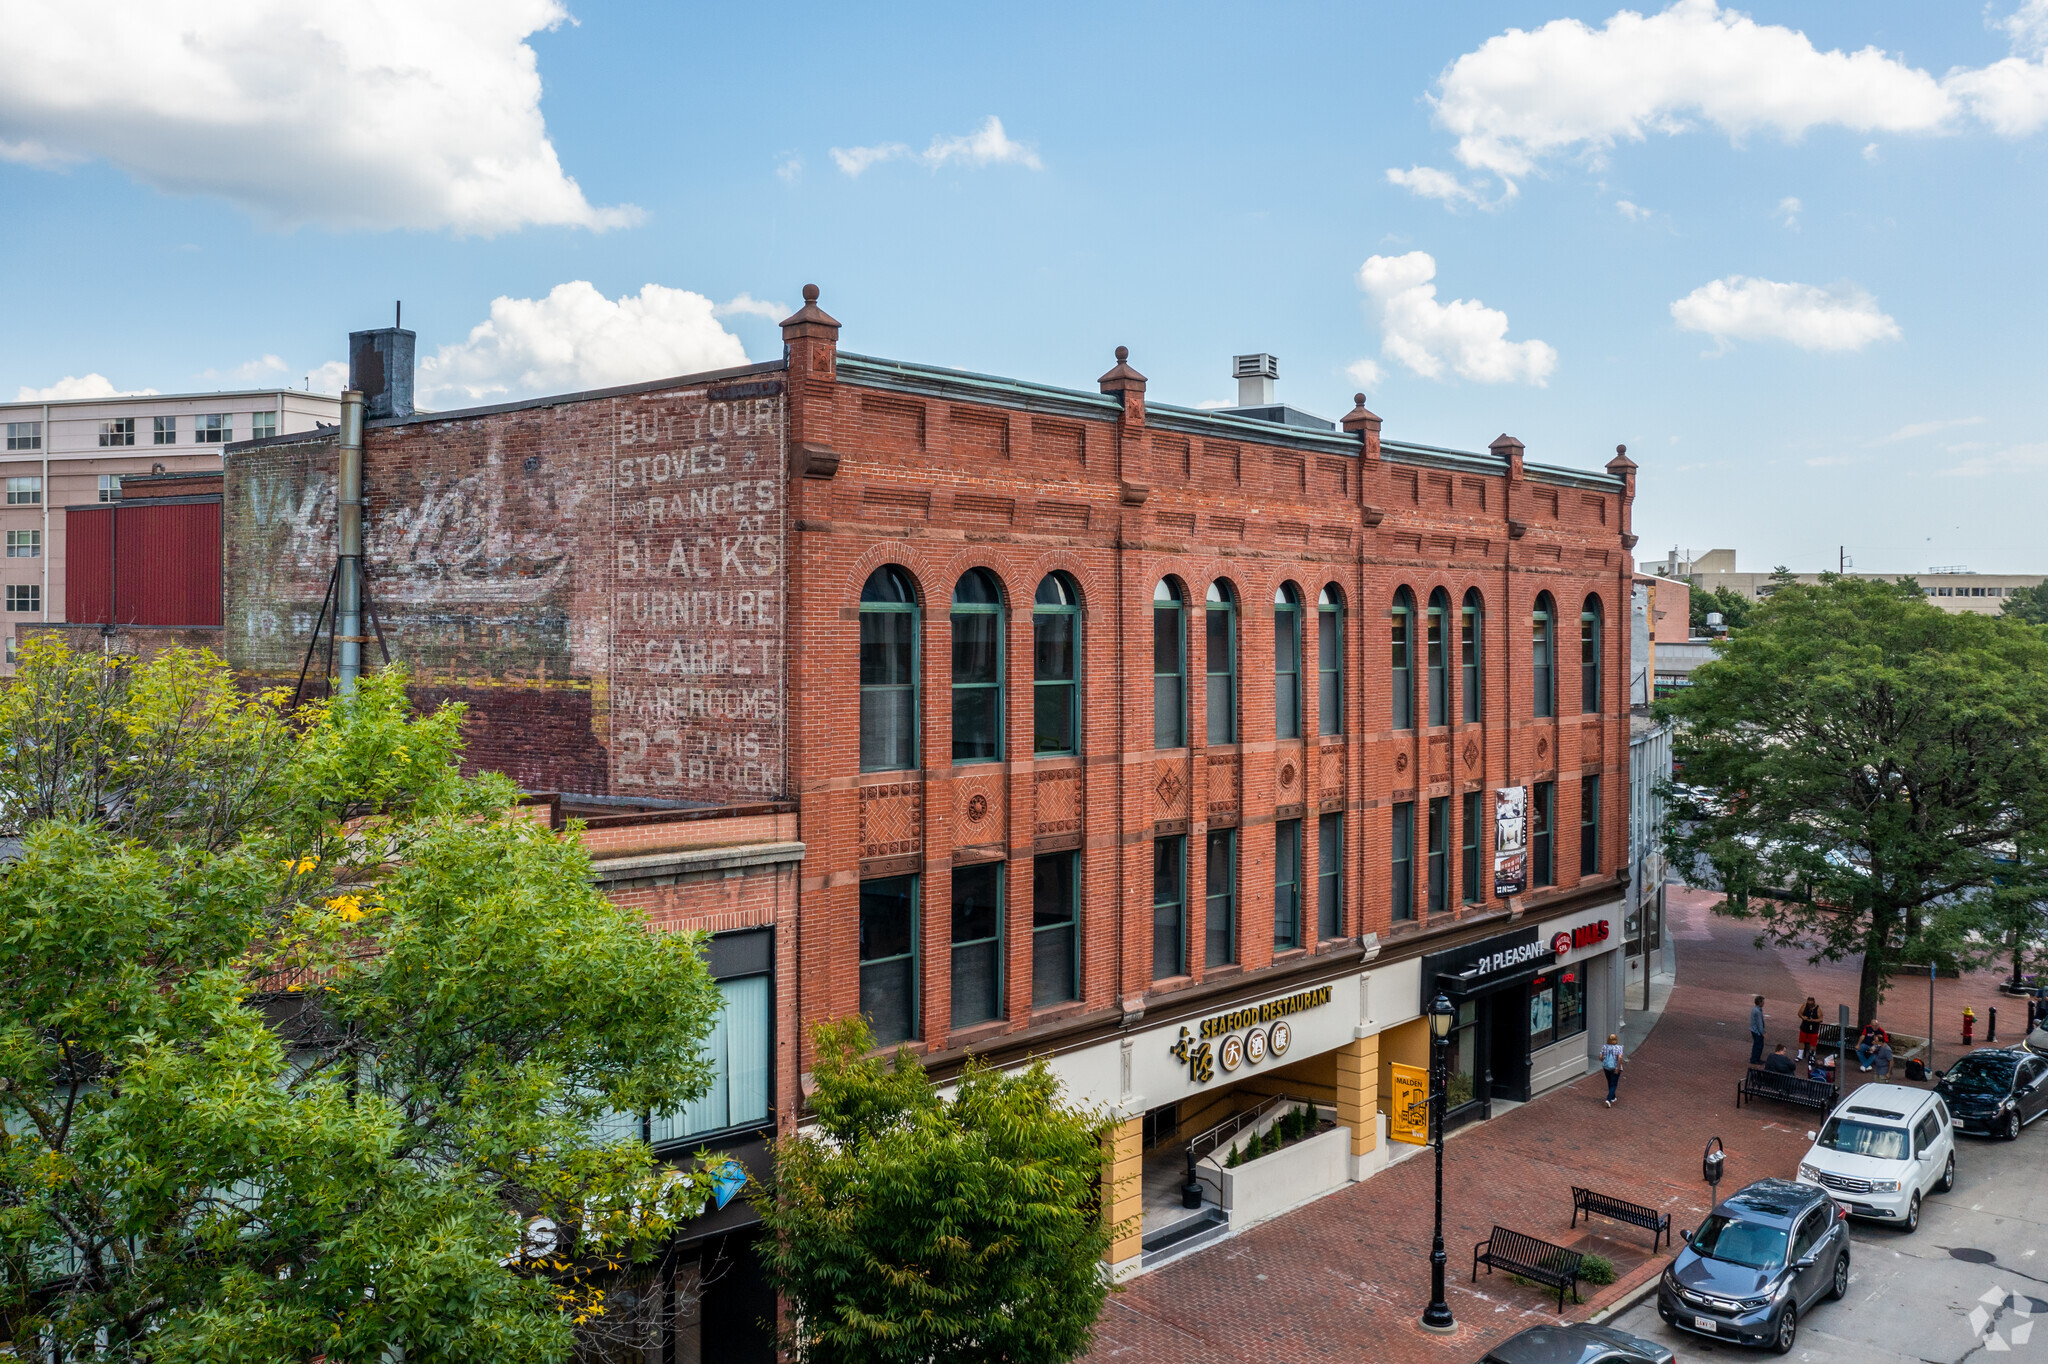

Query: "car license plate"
<box><xmin>1693</xmin><ymin>1316</ymin><xmax>1719</xmax><ymax>1332</ymax></box>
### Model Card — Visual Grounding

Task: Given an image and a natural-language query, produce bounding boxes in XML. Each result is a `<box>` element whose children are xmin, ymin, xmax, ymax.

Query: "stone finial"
<box><xmin>779</xmin><ymin>283</ymin><xmax>840</xmax><ymax>336</ymax></box>
<box><xmin>1098</xmin><ymin>345</ymin><xmax>1147</xmax><ymax>395</ymax></box>
<box><xmin>1341</xmin><ymin>392</ymin><xmax>1381</xmax><ymax>434</ymax></box>
<box><xmin>1606</xmin><ymin>442</ymin><xmax>1638</xmax><ymax>472</ymax></box>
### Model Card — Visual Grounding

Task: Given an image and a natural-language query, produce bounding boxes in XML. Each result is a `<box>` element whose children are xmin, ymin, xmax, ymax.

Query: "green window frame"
<box><xmin>1391</xmin><ymin>801</ymin><xmax>1415</xmax><ymax>921</ymax></box>
<box><xmin>1317</xmin><ymin>586</ymin><xmax>1344</xmax><ymax>736</ymax></box>
<box><xmin>1390</xmin><ymin>588</ymin><xmax>1415</xmax><ymax>731</ymax></box>
<box><xmin>1426</xmin><ymin>587</ymin><xmax>1450</xmax><ymax>727</ymax></box>
<box><xmin>1152</xmin><ymin>834</ymin><xmax>1187</xmax><ymax>980</ymax></box>
<box><xmin>1461</xmin><ymin>790</ymin><xmax>1483</xmax><ymax>905</ymax></box>
<box><xmin>1032</xmin><ymin>852</ymin><xmax>1080</xmax><ymax>1007</ymax></box>
<box><xmin>1460</xmin><ymin>589</ymin><xmax>1483</xmax><ymax>724</ymax></box>
<box><xmin>1205</xmin><ymin>581</ymin><xmax>1237</xmax><ymax>744</ymax></box>
<box><xmin>859</xmin><ymin>874</ymin><xmax>919</xmax><ymax>1045</ymax></box>
<box><xmin>951</xmin><ymin>569</ymin><xmax>1003</xmax><ymax>764</ymax></box>
<box><xmin>1274</xmin><ymin>583</ymin><xmax>1302</xmax><ymax>740</ymax></box>
<box><xmin>950</xmin><ymin>862</ymin><xmax>1003</xmax><ymax>1027</ymax></box>
<box><xmin>1580</xmin><ymin>775</ymin><xmax>1601</xmax><ymax>877</ymax></box>
<box><xmin>1154</xmin><ymin>580</ymin><xmax>1186</xmax><ymax>749</ymax></box>
<box><xmin>1581</xmin><ymin>596</ymin><xmax>1603</xmax><ymax>715</ymax></box>
<box><xmin>1533</xmin><ymin>781</ymin><xmax>1555</xmax><ymax>888</ymax></box>
<box><xmin>1317</xmin><ymin>812</ymin><xmax>1344</xmax><ymax>939</ymax></box>
<box><xmin>859</xmin><ymin>565</ymin><xmax>919</xmax><ymax>773</ymax></box>
<box><xmin>1426</xmin><ymin>795</ymin><xmax>1449</xmax><ymax>914</ymax></box>
<box><xmin>1532</xmin><ymin>593</ymin><xmax>1555</xmax><ymax>720</ymax></box>
<box><xmin>1205</xmin><ymin>828</ymin><xmax>1236</xmax><ymax>968</ymax></box>
<box><xmin>1274</xmin><ymin>818</ymin><xmax>1303</xmax><ymax>950</ymax></box>
<box><xmin>1033</xmin><ymin>573</ymin><xmax>1080</xmax><ymax>755</ymax></box>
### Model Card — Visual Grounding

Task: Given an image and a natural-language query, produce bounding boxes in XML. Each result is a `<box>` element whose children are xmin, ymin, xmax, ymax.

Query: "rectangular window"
<box><xmin>6</xmin><ymin>531</ymin><xmax>40</xmax><ymax>559</ymax></box>
<box><xmin>1426</xmin><ymin>796</ymin><xmax>1448</xmax><ymax>914</ymax></box>
<box><xmin>950</xmin><ymin>863</ymin><xmax>1002</xmax><ymax>1027</ymax></box>
<box><xmin>1317</xmin><ymin>812</ymin><xmax>1343</xmax><ymax>939</ymax></box>
<box><xmin>195</xmin><ymin>413</ymin><xmax>230</xmax><ymax>443</ymax></box>
<box><xmin>5</xmin><ymin>584</ymin><xmax>39</xmax><ymax>613</ymax></box>
<box><xmin>99</xmin><ymin>417</ymin><xmax>135</xmax><ymax>447</ymax></box>
<box><xmin>1528</xmin><ymin>971</ymin><xmax>1584</xmax><ymax>1049</ymax></box>
<box><xmin>655</xmin><ymin>969</ymin><xmax>771</xmax><ymax>1142</ymax></box>
<box><xmin>1032</xmin><ymin>584</ymin><xmax>1078</xmax><ymax>755</ymax></box>
<box><xmin>1152</xmin><ymin>835</ymin><xmax>1186</xmax><ymax>979</ymax></box>
<box><xmin>6</xmin><ymin>477</ymin><xmax>40</xmax><ymax>505</ymax></box>
<box><xmin>1206</xmin><ymin>599</ymin><xmax>1235</xmax><ymax>743</ymax></box>
<box><xmin>1391</xmin><ymin>801</ymin><xmax>1415</xmax><ymax>921</ymax></box>
<box><xmin>1274</xmin><ymin>819</ymin><xmax>1302</xmax><ymax>950</ymax></box>
<box><xmin>859</xmin><ymin>875</ymin><xmax>918</xmax><ymax>1045</ymax></box>
<box><xmin>1461</xmin><ymin>790</ymin><xmax>1482</xmax><ymax>905</ymax></box>
<box><xmin>250</xmin><ymin>411</ymin><xmax>278</xmax><ymax>440</ymax></box>
<box><xmin>1580</xmin><ymin>776</ymin><xmax>1601</xmax><ymax>877</ymax></box>
<box><xmin>98</xmin><ymin>474</ymin><xmax>122</xmax><ymax>502</ymax></box>
<box><xmin>1532</xmin><ymin>606</ymin><xmax>1553</xmax><ymax>719</ymax></box>
<box><xmin>1205</xmin><ymin>828</ymin><xmax>1236</xmax><ymax>967</ymax></box>
<box><xmin>859</xmin><ymin>603</ymin><xmax>917</xmax><ymax>772</ymax></box>
<box><xmin>1533</xmin><ymin>781</ymin><xmax>1555</xmax><ymax>887</ymax></box>
<box><xmin>4</xmin><ymin>422</ymin><xmax>41</xmax><ymax>451</ymax></box>
<box><xmin>153</xmin><ymin>415</ymin><xmax>176</xmax><ymax>444</ymax></box>
<box><xmin>1031</xmin><ymin>852</ymin><xmax>1079</xmax><ymax>1007</ymax></box>
<box><xmin>1391</xmin><ymin>599</ymin><xmax>1413</xmax><ymax>730</ymax></box>
<box><xmin>1460</xmin><ymin>598</ymin><xmax>1481</xmax><ymax>724</ymax></box>
<box><xmin>1317</xmin><ymin>599</ymin><xmax>1343</xmax><ymax>735</ymax></box>
<box><xmin>1154</xmin><ymin>593</ymin><xmax>1185</xmax><ymax>748</ymax></box>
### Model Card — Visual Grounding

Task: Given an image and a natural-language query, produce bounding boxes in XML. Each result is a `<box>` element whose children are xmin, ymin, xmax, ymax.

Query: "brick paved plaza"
<box><xmin>1082</xmin><ymin>885</ymin><xmax>2020</xmax><ymax>1363</ymax></box>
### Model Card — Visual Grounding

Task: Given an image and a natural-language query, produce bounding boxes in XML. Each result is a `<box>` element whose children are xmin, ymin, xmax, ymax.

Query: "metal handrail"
<box><xmin>1179</xmin><ymin>1092</ymin><xmax>1317</xmax><ymax>1206</ymax></box>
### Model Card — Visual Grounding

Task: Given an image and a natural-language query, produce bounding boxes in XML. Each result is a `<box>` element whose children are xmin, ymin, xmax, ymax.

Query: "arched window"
<box><xmin>1390</xmin><ymin>588</ymin><xmax>1415</xmax><ymax>731</ymax></box>
<box><xmin>1426</xmin><ymin>588</ymin><xmax>1451</xmax><ymax>727</ymax></box>
<box><xmin>1532</xmin><ymin>593</ymin><xmax>1555</xmax><ymax>720</ymax></box>
<box><xmin>1275</xmin><ymin>583</ymin><xmax>1303</xmax><ymax>740</ymax></box>
<box><xmin>1581</xmin><ymin>595</ymin><xmax>1604</xmax><ymax>714</ymax></box>
<box><xmin>1205</xmin><ymin>581</ymin><xmax>1237</xmax><ymax>744</ymax></box>
<box><xmin>1153</xmin><ymin>579</ymin><xmax>1185</xmax><ymax>749</ymax></box>
<box><xmin>859</xmin><ymin>565</ymin><xmax>918</xmax><ymax>772</ymax></box>
<box><xmin>1033</xmin><ymin>573</ymin><xmax>1080</xmax><ymax>755</ymax></box>
<box><xmin>1460</xmin><ymin>589</ymin><xmax>1483</xmax><ymax>724</ymax></box>
<box><xmin>951</xmin><ymin>569</ymin><xmax>1003</xmax><ymax>763</ymax></box>
<box><xmin>1317</xmin><ymin>585</ymin><xmax>1344</xmax><ymax>736</ymax></box>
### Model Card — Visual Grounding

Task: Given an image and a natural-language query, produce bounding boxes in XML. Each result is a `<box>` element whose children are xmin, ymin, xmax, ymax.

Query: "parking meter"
<box><xmin>1703</xmin><ymin>1136</ymin><xmax>1725</xmax><ymax>1193</ymax></box>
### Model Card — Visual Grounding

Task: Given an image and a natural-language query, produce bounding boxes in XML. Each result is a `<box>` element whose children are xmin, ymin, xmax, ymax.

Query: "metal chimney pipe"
<box><xmin>337</xmin><ymin>389</ymin><xmax>365</xmax><ymax>694</ymax></box>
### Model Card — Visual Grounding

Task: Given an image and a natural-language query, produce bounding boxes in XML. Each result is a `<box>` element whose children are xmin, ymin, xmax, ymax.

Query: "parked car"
<box><xmin>1480</xmin><ymin>1322</ymin><xmax>1675</xmax><ymax>1363</ymax></box>
<box><xmin>1794</xmin><ymin>1083</ymin><xmax>1955</xmax><ymax>1231</ymax></box>
<box><xmin>1935</xmin><ymin>1047</ymin><xmax>2048</xmax><ymax>1139</ymax></box>
<box><xmin>1656</xmin><ymin>1178</ymin><xmax>1849</xmax><ymax>1354</ymax></box>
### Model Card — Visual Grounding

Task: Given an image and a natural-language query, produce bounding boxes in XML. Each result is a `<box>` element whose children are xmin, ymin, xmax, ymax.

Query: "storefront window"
<box><xmin>1448</xmin><ymin>1000</ymin><xmax>1479</xmax><ymax>1110</ymax></box>
<box><xmin>1527</xmin><ymin>971</ymin><xmax>1587</xmax><ymax>1049</ymax></box>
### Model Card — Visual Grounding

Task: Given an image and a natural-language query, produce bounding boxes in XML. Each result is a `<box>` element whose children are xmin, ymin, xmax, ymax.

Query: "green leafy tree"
<box><xmin>1658</xmin><ymin>578</ymin><xmax>2048</xmax><ymax>1025</ymax></box>
<box><xmin>1686</xmin><ymin>583</ymin><xmax>1753</xmax><ymax>635</ymax></box>
<box><xmin>754</xmin><ymin>1019</ymin><xmax>1115</xmax><ymax>1364</ymax></box>
<box><xmin>2002</xmin><ymin>580</ymin><xmax>2048</xmax><ymax>627</ymax></box>
<box><xmin>0</xmin><ymin>640</ymin><xmax>724</xmax><ymax>1362</ymax></box>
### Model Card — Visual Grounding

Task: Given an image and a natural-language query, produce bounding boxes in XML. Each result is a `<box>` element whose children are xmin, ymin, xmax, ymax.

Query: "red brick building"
<box><xmin>223</xmin><ymin>287</ymin><xmax>1639</xmax><ymax>1339</ymax></box>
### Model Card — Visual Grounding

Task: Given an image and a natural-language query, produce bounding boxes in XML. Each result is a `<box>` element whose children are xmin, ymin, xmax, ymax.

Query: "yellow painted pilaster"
<box><xmin>1336</xmin><ymin>1035</ymin><xmax>1381</xmax><ymax>1156</ymax></box>
<box><xmin>1105</xmin><ymin>1116</ymin><xmax>1144</xmax><ymax>1266</ymax></box>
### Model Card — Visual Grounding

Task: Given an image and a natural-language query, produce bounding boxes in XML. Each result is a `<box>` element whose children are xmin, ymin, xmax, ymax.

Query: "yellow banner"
<box><xmin>1390</xmin><ymin>1062</ymin><xmax>1429</xmax><ymax>1146</ymax></box>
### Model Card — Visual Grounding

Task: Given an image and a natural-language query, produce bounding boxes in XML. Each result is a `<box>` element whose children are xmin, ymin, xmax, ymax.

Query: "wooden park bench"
<box><xmin>1570</xmin><ymin>1185</ymin><xmax>1672</xmax><ymax>1250</ymax></box>
<box><xmin>1472</xmin><ymin>1225</ymin><xmax>1583</xmax><ymax>1312</ymax></box>
<box><xmin>1736</xmin><ymin>1066</ymin><xmax>1837</xmax><ymax>1113</ymax></box>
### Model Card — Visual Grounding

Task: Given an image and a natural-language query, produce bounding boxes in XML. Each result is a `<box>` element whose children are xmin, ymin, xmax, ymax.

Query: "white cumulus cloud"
<box><xmin>308</xmin><ymin>361</ymin><xmax>351</xmax><ymax>396</ymax></box>
<box><xmin>1385</xmin><ymin>165</ymin><xmax>1513</xmax><ymax>210</ymax></box>
<box><xmin>1669</xmin><ymin>275</ymin><xmax>1901</xmax><ymax>352</ymax></box>
<box><xmin>415</xmin><ymin>282</ymin><xmax>750</xmax><ymax>408</ymax></box>
<box><xmin>712</xmin><ymin>293</ymin><xmax>790</xmax><ymax>322</ymax></box>
<box><xmin>0</xmin><ymin>0</ymin><xmax>635</xmax><ymax>234</ymax></box>
<box><xmin>1355</xmin><ymin>253</ymin><xmax>1557</xmax><ymax>386</ymax></box>
<box><xmin>831</xmin><ymin>116</ymin><xmax>1041</xmax><ymax>176</ymax></box>
<box><xmin>1616</xmin><ymin>199</ymin><xmax>1653</xmax><ymax>221</ymax></box>
<box><xmin>15</xmin><ymin>374</ymin><xmax>159</xmax><ymax>401</ymax></box>
<box><xmin>1346</xmin><ymin>358</ymin><xmax>1384</xmax><ymax>388</ymax></box>
<box><xmin>1423</xmin><ymin>0</ymin><xmax>2048</xmax><ymax>188</ymax></box>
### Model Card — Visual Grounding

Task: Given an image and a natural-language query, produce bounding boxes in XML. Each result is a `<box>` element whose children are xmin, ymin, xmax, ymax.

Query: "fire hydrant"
<box><xmin>1963</xmin><ymin>1006</ymin><xmax>1977</xmax><ymax>1046</ymax></box>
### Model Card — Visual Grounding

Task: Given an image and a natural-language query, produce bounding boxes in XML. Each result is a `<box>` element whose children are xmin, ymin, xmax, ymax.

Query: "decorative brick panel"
<box><xmin>1035</xmin><ymin>766</ymin><xmax>1082</xmax><ymax>837</ymax></box>
<box><xmin>1427</xmin><ymin>735</ymin><xmax>1450</xmax><ymax>781</ymax></box>
<box><xmin>953</xmin><ymin>769</ymin><xmax>1007</xmax><ymax>848</ymax></box>
<box><xmin>1317</xmin><ymin>743</ymin><xmax>1344</xmax><ymax>804</ymax></box>
<box><xmin>1580</xmin><ymin>721</ymin><xmax>1605</xmax><ymax>765</ymax></box>
<box><xmin>1155</xmin><ymin>757</ymin><xmax>1189</xmax><ymax>823</ymax></box>
<box><xmin>859</xmin><ymin>781</ymin><xmax>923</xmax><ymax>858</ymax></box>
<box><xmin>1207</xmin><ymin>752</ymin><xmax>1240</xmax><ymax>821</ymax></box>
<box><xmin>1275</xmin><ymin>747</ymin><xmax>1303</xmax><ymax>806</ymax></box>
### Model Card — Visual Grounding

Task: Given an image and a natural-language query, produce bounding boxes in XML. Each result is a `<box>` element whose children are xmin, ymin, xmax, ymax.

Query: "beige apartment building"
<box><xmin>0</xmin><ymin>388</ymin><xmax>338</xmax><ymax>670</ymax></box>
<box><xmin>1663</xmin><ymin>548</ymin><xmax>2042</xmax><ymax>616</ymax></box>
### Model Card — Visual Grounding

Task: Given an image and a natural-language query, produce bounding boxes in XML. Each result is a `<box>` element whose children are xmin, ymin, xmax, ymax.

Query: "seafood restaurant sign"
<box><xmin>224</xmin><ymin>377</ymin><xmax>789</xmax><ymax>805</ymax></box>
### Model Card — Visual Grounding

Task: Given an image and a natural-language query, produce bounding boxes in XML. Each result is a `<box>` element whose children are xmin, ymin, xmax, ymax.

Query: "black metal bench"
<box><xmin>1736</xmin><ymin>1066</ymin><xmax>1837</xmax><ymax>1112</ymax></box>
<box><xmin>1472</xmin><ymin>1225</ymin><xmax>1583</xmax><ymax>1312</ymax></box>
<box><xmin>1571</xmin><ymin>1185</ymin><xmax>1672</xmax><ymax>1250</ymax></box>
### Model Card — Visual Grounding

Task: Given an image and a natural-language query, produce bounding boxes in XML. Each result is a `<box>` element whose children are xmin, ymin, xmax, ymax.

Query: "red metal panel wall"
<box><xmin>66</xmin><ymin>502</ymin><xmax>221</xmax><ymax>627</ymax></box>
<box><xmin>117</xmin><ymin>502</ymin><xmax>221</xmax><ymax>626</ymax></box>
<box><xmin>67</xmin><ymin>507</ymin><xmax>114</xmax><ymax>624</ymax></box>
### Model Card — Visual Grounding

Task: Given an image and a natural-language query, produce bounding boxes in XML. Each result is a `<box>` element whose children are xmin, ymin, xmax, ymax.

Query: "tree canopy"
<box><xmin>753</xmin><ymin>1019</ymin><xmax>1115</xmax><ymax>1364</ymax></box>
<box><xmin>1659</xmin><ymin>577</ymin><xmax>2048</xmax><ymax>1025</ymax></box>
<box><xmin>0</xmin><ymin>641</ymin><xmax>723</xmax><ymax>1362</ymax></box>
<box><xmin>2002</xmin><ymin>580</ymin><xmax>2048</xmax><ymax>627</ymax></box>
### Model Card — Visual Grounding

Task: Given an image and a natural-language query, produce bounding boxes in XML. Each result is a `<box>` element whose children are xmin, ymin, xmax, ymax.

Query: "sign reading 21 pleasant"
<box><xmin>1494</xmin><ymin>785</ymin><xmax>1528</xmax><ymax>898</ymax></box>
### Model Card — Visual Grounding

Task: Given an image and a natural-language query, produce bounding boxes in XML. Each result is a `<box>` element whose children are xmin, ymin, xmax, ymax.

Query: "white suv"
<box><xmin>1795</xmin><ymin>1084</ymin><xmax>1955</xmax><ymax>1232</ymax></box>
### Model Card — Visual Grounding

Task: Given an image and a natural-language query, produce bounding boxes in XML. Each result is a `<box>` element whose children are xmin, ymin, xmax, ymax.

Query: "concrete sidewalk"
<box><xmin>1080</xmin><ymin>887</ymin><xmax>2022</xmax><ymax>1364</ymax></box>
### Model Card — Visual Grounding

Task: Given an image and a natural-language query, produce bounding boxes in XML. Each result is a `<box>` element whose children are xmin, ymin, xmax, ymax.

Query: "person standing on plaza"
<box><xmin>1798</xmin><ymin>996</ymin><xmax>1823</xmax><ymax>1061</ymax></box>
<box><xmin>1750</xmin><ymin>995</ymin><xmax>1767</xmax><ymax>1066</ymax></box>
<box><xmin>1601</xmin><ymin>1034</ymin><xmax>1625</xmax><ymax>1107</ymax></box>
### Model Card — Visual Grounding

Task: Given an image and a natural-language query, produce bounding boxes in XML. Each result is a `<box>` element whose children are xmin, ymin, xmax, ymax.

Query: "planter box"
<box><xmin>1213</xmin><ymin>1123</ymin><xmax>1353</xmax><ymax>1228</ymax></box>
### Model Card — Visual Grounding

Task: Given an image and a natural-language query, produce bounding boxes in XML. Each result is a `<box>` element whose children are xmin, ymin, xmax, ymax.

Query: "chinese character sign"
<box><xmin>1494</xmin><ymin>785</ymin><xmax>1528</xmax><ymax>898</ymax></box>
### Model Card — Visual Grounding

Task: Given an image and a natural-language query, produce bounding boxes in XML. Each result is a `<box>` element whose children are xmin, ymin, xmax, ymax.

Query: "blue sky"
<box><xmin>3</xmin><ymin>1</ymin><xmax>2045</xmax><ymax>574</ymax></box>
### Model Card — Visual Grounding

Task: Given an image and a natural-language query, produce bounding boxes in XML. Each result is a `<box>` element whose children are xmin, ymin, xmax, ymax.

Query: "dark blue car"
<box><xmin>1655</xmin><ymin>1178</ymin><xmax>1849</xmax><ymax>1354</ymax></box>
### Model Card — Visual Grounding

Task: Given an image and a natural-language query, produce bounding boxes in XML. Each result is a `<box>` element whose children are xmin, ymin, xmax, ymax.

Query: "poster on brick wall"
<box><xmin>607</xmin><ymin>383</ymin><xmax>787</xmax><ymax>801</ymax></box>
<box><xmin>1494</xmin><ymin>785</ymin><xmax>1528</xmax><ymax>899</ymax></box>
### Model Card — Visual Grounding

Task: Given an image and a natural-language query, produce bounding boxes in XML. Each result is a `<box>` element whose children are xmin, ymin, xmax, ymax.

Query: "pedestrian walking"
<box><xmin>1601</xmin><ymin>1034</ymin><xmax>1625</xmax><ymax>1106</ymax></box>
<box><xmin>1797</xmin><ymin>996</ymin><xmax>1822</xmax><ymax>1061</ymax></box>
<box><xmin>1750</xmin><ymin>995</ymin><xmax>1767</xmax><ymax>1066</ymax></box>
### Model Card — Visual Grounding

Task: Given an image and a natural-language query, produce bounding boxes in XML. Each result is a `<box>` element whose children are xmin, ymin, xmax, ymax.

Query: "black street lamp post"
<box><xmin>1421</xmin><ymin>991</ymin><xmax>1457</xmax><ymax>1334</ymax></box>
